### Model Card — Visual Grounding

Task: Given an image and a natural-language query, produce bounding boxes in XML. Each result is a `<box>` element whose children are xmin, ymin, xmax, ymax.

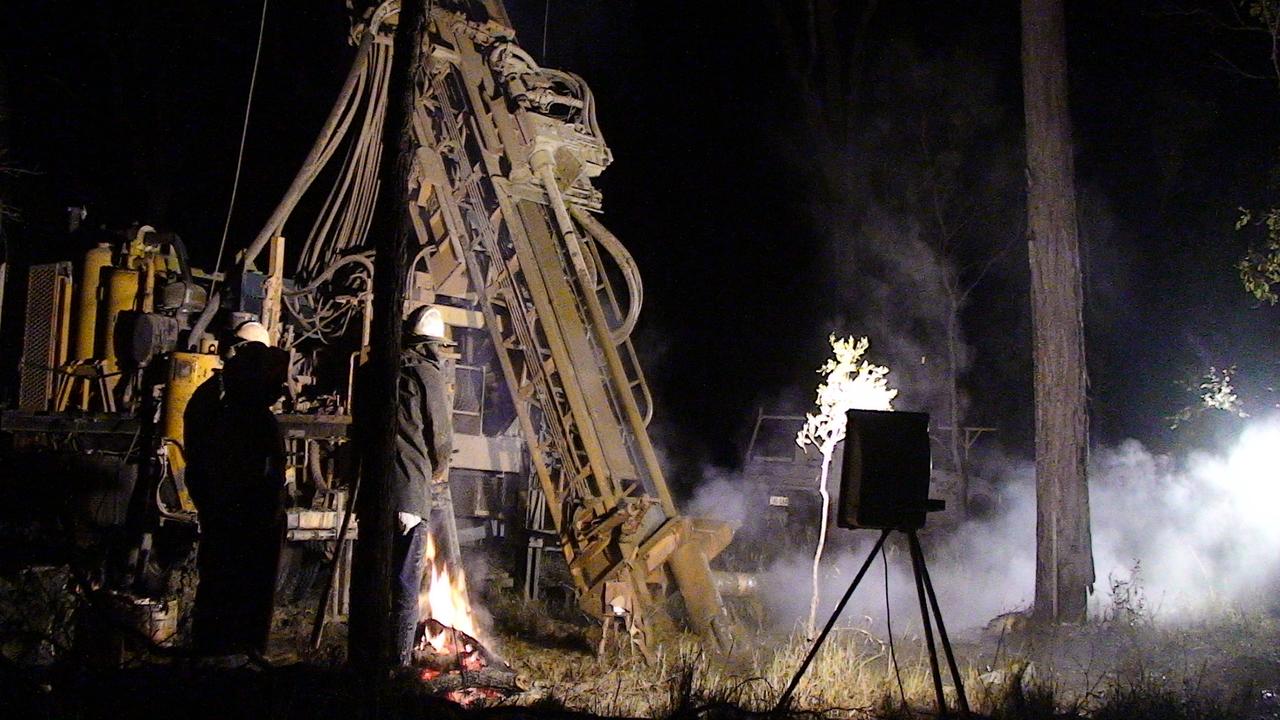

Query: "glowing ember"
<box><xmin>418</xmin><ymin>531</ymin><xmax>480</xmax><ymax>651</ymax></box>
<box><xmin>445</xmin><ymin>688</ymin><xmax>503</xmax><ymax>705</ymax></box>
<box><xmin>415</xmin><ymin>618</ymin><xmax>488</xmax><ymax>669</ymax></box>
<box><xmin>409</xmin><ymin>531</ymin><xmax>519</xmax><ymax>706</ymax></box>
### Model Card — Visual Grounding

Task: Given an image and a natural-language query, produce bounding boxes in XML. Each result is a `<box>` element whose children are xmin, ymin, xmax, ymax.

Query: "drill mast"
<box><xmin>256</xmin><ymin>0</ymin><xmax>735</xmax><ymax>652</ymax></box>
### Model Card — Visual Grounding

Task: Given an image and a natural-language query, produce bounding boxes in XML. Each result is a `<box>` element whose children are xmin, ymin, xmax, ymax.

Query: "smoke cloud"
<box><xmin>686</xmin><ymin>467</ymin><xmax>749</xmax><ymax>532</ymax></box>
<box><xmin>723</xmin><ymin>415</ymin><xmax>1280</xmax><ymax>633</ymax></box>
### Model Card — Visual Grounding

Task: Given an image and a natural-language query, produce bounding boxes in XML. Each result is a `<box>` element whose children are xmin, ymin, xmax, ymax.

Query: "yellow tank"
<box><xmin>161</xmin><ymin>352</ymin><xmax>221</xmax><ymax>443</ymax></box>
<box><xmin>101</xmin><ymin>267</ymin><xmax>140</xmax><ymax>368</ymax></box>
<box><xmin>162</xmin><ymin>352</ymin><xmax>221</xmax><ymax>512</ymax></box>
<box><xmin>75</xmin><ymin>243</ymin><xmax>113</xmax><ymax>360</ymax></box>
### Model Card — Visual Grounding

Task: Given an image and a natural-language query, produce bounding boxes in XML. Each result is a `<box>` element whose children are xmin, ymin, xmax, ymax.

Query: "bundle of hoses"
<box><xmin>294</xmin><ymin>40</ymin><xmax>391</xmax><ymax>279</ymax></box>
<box><xmin>241</xmin><ymin>0</ymin><xmax>396</xmax><ymax>280</ymax></box>
<box><xmin>282</xmin><ymin>252</ymin><xmax>373</xmax><ymax>346</ymax></box>
<box><xmin>245</xmin><ymin>1</ymin><xmax>649</xmax><ymax>349</ymax></box>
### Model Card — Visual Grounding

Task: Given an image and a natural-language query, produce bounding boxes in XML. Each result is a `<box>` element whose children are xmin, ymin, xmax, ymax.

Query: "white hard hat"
<box><xmin>233</xmin><ymin>320</ymin><xmax>271</xmax><ymax>346</ymax></box>
<box><xmin>409</xmin><ymin>306</ymin><xmax>452</xmax><ymax>343</ymax></box>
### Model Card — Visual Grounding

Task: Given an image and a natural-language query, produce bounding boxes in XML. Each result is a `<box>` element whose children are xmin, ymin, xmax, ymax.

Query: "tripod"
<box><xmin>775</xmin><ymin>527</ymin><xmax>970</xmax><ymax>717</ymax></box>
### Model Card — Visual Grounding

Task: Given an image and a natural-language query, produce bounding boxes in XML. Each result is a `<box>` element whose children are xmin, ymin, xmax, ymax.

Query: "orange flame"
<box><xmin>419</xmin><ymin>531</ymin><xmax>480</xmax><ymax>651</ymax></box>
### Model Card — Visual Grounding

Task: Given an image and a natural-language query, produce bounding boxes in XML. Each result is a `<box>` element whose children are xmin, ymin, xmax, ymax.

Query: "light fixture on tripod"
<box><xmin>776</xmin><ymin>409</ymin><xmax>970</xmax><ymax>717</ymax></box>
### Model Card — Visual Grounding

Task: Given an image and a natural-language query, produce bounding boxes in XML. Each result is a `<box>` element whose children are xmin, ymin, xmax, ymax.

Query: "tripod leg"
<box><xmin>908</xmin><ymin>530</ymin><xmax>948</xmax><ymax>716</ymax></box>
<box><xmin>775</xmin><ymin>528</ymin><xmax>891</xmax><ymax>712</ymax></box>
<box><xmin>912</xmin><ymin>532</ymin><xmax>971</xmax><ymax>715</ymax></box>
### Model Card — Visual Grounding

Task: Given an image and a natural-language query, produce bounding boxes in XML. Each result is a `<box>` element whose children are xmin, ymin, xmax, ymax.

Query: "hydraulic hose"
<box><xmin>533</xmin><ymin>145</ymin><xmax>675</xmax><ymax>517</ymax></box>
<box><xmin>283</xmin><ymin>252</ymin><xmax>374</xmax><ymax>296</ymax></box>
<box><xmin>166</xmin><ymin>234</ymin><xmax>195</xmax><ymax>308</ymax></box>
<box><xmin>569</xmin><ymin>205</ymin><xmax>643</xmax><ymax>343</ymax></box>
<box><xmin>241</xmin><ymin>25</ymin><xmax>378</xmax><ymax>270</ymax></box>
<box><xmin>186</xmin><ymin>290</ymin><xmax>221</xmax><ymax>351</ymax></box>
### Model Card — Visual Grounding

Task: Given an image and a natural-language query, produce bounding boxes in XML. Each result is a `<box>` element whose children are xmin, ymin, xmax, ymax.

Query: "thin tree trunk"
<box><xmin>807</xmin><ymin>448</ymin><xmax>833</xmax><ymax>638</ymax></box>
<box><xmin>1021</xmin><ymin>0</ymin><xmax>1094</xmax><ymax>623</ymax></box>
<box><xmin>349</xmin><ymin>0</ymin><xmax>427</xmax><ymax>673</ymax></box>
<box><xmin>945</xmin><ymin>298</ymin><xmax>966</xmax><ymax>513</ymax></box>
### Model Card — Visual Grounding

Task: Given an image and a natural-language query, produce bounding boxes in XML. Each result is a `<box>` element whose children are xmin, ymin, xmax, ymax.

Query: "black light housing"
<box><xmin>837</xmin><ymin>409</ymin><xmax>937</xmax><ymax>530</ymax></box>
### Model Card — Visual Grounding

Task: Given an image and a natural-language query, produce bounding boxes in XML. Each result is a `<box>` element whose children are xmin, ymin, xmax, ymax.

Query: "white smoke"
<box><xmin>687</xmin><ymin>467</ymin><xmax>749</xmax><ymax>531</ymax></box>
<box><xmin>750</xmin><ymin>415</ymin><xmax>1280</xmax><ymax>633</ymax></box>
<box><xmin>1089</xmin><ymin>418</ymin><xmax>1280</xmax><ymax>616</ymax></box>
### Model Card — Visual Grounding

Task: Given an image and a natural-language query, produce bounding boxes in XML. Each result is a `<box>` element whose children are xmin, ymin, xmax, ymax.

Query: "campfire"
<box><xmin>410</xmin><ymin>531</ymin><xmax>518</xmax><ymax>705</ymax></box>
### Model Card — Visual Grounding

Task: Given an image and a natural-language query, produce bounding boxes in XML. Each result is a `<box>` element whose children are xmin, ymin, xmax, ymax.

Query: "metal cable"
<box><xmin>541</xmin><ymin>0</ymin><xmax>550</xmax><ymax>61</ymax></box>
<box><xmin>210</xmin><ymin>0</ymin><xmax>270</xmax><ymax>296</ymax></box>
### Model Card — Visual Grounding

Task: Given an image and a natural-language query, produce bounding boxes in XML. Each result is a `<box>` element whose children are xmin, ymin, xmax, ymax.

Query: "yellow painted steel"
<box><xmin>161</xmin><ymin>352</ymin><xmax>220</xmax><ymax>442</ymax></box>
<box><xmin>55</xmin><ymin>273</ymin><xmax>73</xmax><ymax>371</ymax></box>
<box><xmin>101</xmin><ymin>267</ymin><xmax>140</xmax><ymax>368</ymax></box>
<box><xmin>74</xmin><ymin>243</ymin><xmax>113</xmax><ymax>360</ymax></box>
<box><xmin>162</xmin><ymin>352</ymin><xmax>221</xmax><ymax>512</ymax></box>
<box><xmin>141</xmin><ymin>255</ymin><xmax>156</xmax><ymax>313</ymax></box>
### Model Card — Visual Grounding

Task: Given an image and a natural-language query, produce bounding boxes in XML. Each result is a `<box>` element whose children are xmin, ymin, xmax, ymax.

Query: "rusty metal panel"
<box><xmin>18</xmin><ymin>262</ymin><xmax>73</xmax><ymax>412</ymax></box>
<box><xmin>452</xmin><ymin>433</ymin><xmax>522</xmax><ymax>473</ymax></box>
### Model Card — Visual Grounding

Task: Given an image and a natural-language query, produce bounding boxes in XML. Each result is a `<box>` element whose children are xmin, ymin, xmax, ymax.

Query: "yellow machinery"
<box><xmin>3</xmin><ymin>0</ymin><xmax>736</xmax><ymax>655</ymax></box>
<box><xmin>10</xmin><ymin>226</ymin><xmax>214</xmax><ymax>509</ymax></box>
<box><xmin>74</xmin><ymin>242</ymin><xmax>113</xmax><ymax>361</ymax></box>
<box><xmin>234</xmin><ymin>0</ymin><xmax>736</xmax><ymax>653</ymax></box>
<box><xmin>161</xmin><ymin>352</ymin><xmax>223</xmax><ymax>513</ymax></box>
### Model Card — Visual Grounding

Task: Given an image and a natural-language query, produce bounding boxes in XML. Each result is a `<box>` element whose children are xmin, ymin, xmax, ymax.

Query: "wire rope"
<box><xmin>210</xmin><ymin>0</ymin><xmax>270</xmax><ymax>297</ymax></box>
<box><xmin>542</xmin><ymin>0</ymin><xmax>550</xmax><ymax>61</ymax></box>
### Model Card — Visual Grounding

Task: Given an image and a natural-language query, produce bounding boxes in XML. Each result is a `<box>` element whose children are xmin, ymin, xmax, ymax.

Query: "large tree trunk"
<box><xmin>349</xmin><ymin>0</ymin><xmax>427</xmax><ymax>672</ymax></box>
<box><xmin>1020</xmin><ymin>0</ymin><xmax>1094</xmax><ymax>623</ymax></box>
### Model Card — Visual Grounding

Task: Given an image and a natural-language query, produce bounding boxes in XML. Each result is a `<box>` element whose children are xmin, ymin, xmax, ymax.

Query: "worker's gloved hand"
<box><xmin>397</xmin><ymin>512</ymin><xmax>422</xmax><ymax>534</ymax></box>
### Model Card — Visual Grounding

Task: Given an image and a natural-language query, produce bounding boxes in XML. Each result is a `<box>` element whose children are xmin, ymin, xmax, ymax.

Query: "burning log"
<box><xmin>406</xmin><ymin>530</ymin><xmax>520</xmax><ymax>705</ymax></box>
<box><xmin>411</xmin><ymin>618</ymin><xmax>520</xmax><ymax>704</ymax></box>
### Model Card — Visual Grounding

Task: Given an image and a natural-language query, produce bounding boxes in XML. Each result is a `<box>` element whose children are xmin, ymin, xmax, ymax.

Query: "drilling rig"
<box><xmin>2</xmin><ymin>0</ymin><xmax>734</xmax><ymax>655</ymax></box>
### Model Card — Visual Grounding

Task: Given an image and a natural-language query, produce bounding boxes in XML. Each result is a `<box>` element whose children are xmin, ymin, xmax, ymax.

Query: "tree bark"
<box><xmin>1020</xmin><ymin>0</ymin><xmax>1094</xmax><ymax>623</ymax></box>
<box><xmin>349</xmin><ymin>0</ymin><xmax>427</xmax><ymax>672</ymax></box>
<box><xmin>945</xmin><ymin>304</ymin><xmax>966</xmax><ymax>511</ymax></box>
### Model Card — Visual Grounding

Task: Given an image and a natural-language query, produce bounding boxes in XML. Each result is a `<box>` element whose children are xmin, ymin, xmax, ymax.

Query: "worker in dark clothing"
<box><xmin>184</xmin><ymin>321</ymin><xmax>289</xmax><ymax>658</ymax></box>
<box><xmin>388</xmin><ymin>305</ymin><xmax>454</xmax><ymax>664</ymax></box>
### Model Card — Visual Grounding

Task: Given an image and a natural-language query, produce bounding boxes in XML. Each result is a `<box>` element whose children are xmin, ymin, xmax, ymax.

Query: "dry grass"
<box><xmin>4</xmin><ymin>578</ymin><xmax>1268</xmax><ymax>719</ymax></box>
<box><xmin>481</xmin><ymin>596</ymin><xmax>1269</xmax><ymax>719</ymax></box>
<box><xmin>488</xmin><ymin>603</ymin><xmax>986</xmax><ymax>717</ymax></box>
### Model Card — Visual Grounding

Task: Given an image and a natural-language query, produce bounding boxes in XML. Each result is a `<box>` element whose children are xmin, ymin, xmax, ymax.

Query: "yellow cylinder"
<box><xmin>74</xmin><ymin>243</ymin><xmax>113</xmax><ymax>360</ymax></box>
<box><xmin>162</xmin><ymin>352</ymin><xmax>222</xmax><ymax>513</ymax></box>
<box><xmin>161</xmin><ymin>352</ymin><xmax>222</xmax><ymax>446</ymax></box>
<box><xmin>101</xmin><ymin>268</ymin><xmax>140</xmax><ymax>368</ymax></box>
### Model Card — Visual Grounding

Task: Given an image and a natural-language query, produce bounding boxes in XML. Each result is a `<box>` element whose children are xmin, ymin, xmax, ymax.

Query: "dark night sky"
<box><xmin>2</xmin><ymin>1</ymin><xmax>1279</xmax><ymax>474</ymax></box>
